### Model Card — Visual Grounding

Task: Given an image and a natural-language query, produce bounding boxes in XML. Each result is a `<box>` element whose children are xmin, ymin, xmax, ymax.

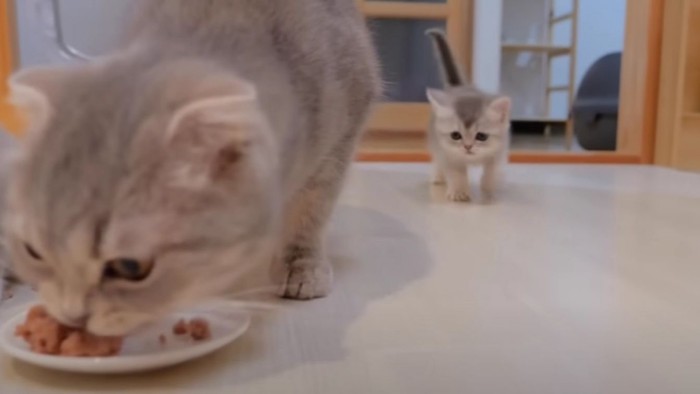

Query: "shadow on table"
<box><xmin>8</xmin><ymin>205</ymin><xmax>433</xmax><ymax>392</ymax></box>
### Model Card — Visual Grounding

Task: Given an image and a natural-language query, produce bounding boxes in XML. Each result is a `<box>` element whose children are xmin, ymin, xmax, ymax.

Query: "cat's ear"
<box><xmin>8</xmin><ymin>66</ymin><xmax>76</xmax><ymax>130</ymax></box>
<box><xmin>426</xmin><ymin>88</ymin><xmax>453</xmax><ymax>117</ymax></box>
<box><xmin>488</xmin><ymin>96</ymin><xmax>512</xmax><ymax>123</ymax></box>
<box><xmin>166</xmin><ymin>84</ymin><xmax>261</xmax><ymax>184</ymax></box>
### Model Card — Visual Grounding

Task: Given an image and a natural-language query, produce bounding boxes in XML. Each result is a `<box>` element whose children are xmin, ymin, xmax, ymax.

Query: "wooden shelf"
<box><xmin>501</xmin><ymin>0</ymin><xmax>578</xmax><ymax>151</ymax></box>
<box><xmin>360</xmin><ymin>129</ymin><xmax>426</xmax><ymax>154</ymax></box>
<box><xmin>550</xmin><ymin>13</ymin><xmax>574</xmax><ymax>24</ymax></box>
<box><xmin>547</xmin><ymin>85</ymin><xmax>570</xmax><ymax>92</ymax></box>
<box><xmin>368</xmin><ymin>103</ymin><xmax>432</xmax><ymax>133</ymax></box>
<box><xmin>512</xmin><ymin>117</ymin><xmax>568</xmax><ymax>123</ymax></box>
<box><xmin>502</xmin><ymin>44</ymin><xmax>572</xmax><ymax>56</ymax></box>
<box><xmin>360</xmin><ymin>2</ymin><xmax>449</xmax><ymax>19</ymax></box>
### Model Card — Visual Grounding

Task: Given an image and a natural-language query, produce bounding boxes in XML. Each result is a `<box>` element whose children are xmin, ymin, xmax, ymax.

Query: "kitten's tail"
<box><xmin>426</xmin><ymin>29</ymin><xmax>464</xmax><ymax>88</ymax></box>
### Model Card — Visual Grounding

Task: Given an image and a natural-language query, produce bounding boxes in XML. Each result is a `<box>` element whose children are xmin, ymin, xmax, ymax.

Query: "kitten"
<box><xmin>3</xmin><ymin>0</ymin><xmax>380</xmax><ymax>336</ymax></box>
<box><xmin>426</xmin><ymin>30</ymin><xmax>511</xmax><ymax>202</ymax></box>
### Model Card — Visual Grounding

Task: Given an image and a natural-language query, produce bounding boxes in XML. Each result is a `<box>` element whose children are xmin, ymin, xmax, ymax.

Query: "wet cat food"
<box><xmin>188</xmin><ymin>318</ymin><xmax>211</xmax><ymax>341</ymax></box>
<box><xmin>172</xmin><ymin>318</ymin><xmax>211</xmax><ymax>341</ymax></box>
<box><xmin>172</xmin><ymin>319</ymin><xmax>189</xmax><ymax>335</ymax></box>
<box><xmin>15</xmin><ymin>305</ymin><xmax>123</xmax><ymax>357</ymax></box>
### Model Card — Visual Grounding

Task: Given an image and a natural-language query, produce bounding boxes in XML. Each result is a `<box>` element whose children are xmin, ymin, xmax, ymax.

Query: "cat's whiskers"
<box><xmin>229</xmin><ymin>285</ymin><xmax>280</xmax><ymax>298</ymax></box>
<box><xmin>198</xmin><ymin>295</ymin><xmax>281</xmax><ymax>315</ymax></box>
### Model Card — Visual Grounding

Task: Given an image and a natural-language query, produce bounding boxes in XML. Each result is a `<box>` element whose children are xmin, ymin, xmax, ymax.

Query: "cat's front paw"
<box><xmin>446</xmin><ymin>189</ymin><xmax>471</xmax><ymax>202</ymax></box>
<box><xmin>279</xmin><ymin>257</ymin><xmax>333</xmax><ymax>300</ymax></box>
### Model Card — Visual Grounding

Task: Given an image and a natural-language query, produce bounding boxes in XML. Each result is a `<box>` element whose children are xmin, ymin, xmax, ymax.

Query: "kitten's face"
<box><xmin>3</xmin><ymin>59</ymin><xmax>279</xmax><ymax>336</ymax></box>
<box><xmin>428</xmin><ymin>88</ymin><xmax>511</xmax><ymax>162</ymax></box>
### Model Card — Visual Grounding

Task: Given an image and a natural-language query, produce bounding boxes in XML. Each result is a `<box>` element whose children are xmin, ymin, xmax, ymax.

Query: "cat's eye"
<box><xmin>103</xmin><ymin>258</ymin><xmax>154</xmax><ymax>282</ymax></box>
<box><xmin>24</xmin><ymin>244</ymin><xmax>43</xmax><ymax>260</ymax></box>
<box><xmin>450</xmin><ymin>131</ymin><xmax>463</xmax><ymax>141</ymax></box>
<box><xmin>475</xmin><ymin>132</ymin><xmax>489</xmax><ymax>142</ymax></box>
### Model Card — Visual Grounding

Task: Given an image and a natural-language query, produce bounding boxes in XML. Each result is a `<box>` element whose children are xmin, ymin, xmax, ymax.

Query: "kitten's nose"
<box><xmin>464</xmin><ymin>144</ymin><xmax>474</xmax><ymax>152</ymax></box>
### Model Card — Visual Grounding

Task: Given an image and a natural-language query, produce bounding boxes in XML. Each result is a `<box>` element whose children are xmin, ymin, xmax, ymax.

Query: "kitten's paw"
<box><xmin>446</xmin><ymin>189</ymin><xmax>471</xmax><ymax>202</ymax></box>
<box><xmin>279</xmin><ymin>257</ymin><xmax>333</xmax><ymax>300</ymax></box>
<box><xmin>432</xmin><ymin>173</ymin><xmax>446</xmax><ymax>185</ymax></box>
<box><xmin>431</xmin><ymin>166</ymin><xmax>446</xmax><ymax>184</ymax></box>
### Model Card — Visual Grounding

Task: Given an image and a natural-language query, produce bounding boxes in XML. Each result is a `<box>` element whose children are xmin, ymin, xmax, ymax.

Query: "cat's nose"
<box><xmin>57</xmin><ymin>298</ymin><xmax>89</xmax><ymax>327</ymax></box>
<box><xmin>464</xmin><ymin>144</ymin><xmax>474</xmax><ymax>152</ymax></box>
<box><xmin>50</xmin><ymin>306</ymin><xmax>88</xmax><ymax>327</ymax></box>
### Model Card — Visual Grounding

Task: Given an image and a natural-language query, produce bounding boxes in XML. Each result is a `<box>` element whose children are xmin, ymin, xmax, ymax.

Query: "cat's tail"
<box><xmin>425</xmin><ymin>29</ymin><xmax>464</xmax><ymax>88</ymax></box>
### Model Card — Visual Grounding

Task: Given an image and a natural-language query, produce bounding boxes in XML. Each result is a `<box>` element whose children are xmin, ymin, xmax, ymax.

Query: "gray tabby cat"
<box><xmin>3</xmin><ymin>0</ymin><xmax>380</xmax><ymax>335</ymax></box>
<box><xmin>426</xmin><ymin>30</ymin><xmax>511</xmax><ymax>202</ymax></box>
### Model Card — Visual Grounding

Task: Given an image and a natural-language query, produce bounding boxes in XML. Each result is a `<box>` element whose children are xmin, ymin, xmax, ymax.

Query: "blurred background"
<box><xmin>6</xmin><ymin>0</ymin><xmax>696</xmax><ymax>170</ymax></box>
<box><xmin>9</xmin><ymin>0</ymin><xmax>626</xmax><ymax>154</ymax></box>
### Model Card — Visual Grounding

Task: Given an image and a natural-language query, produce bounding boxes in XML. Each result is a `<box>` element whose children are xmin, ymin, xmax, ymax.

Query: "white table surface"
<box><xmin>2</xmin><ymin>163</ymin><xmax>700</xmax><ymax>394</ymax></box>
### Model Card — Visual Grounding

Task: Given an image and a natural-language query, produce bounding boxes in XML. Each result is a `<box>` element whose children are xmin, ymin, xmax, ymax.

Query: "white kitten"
<box><xmin>426</xmin><ymin>30</ymin><xmax>511</xmax><ymax>202</ymax></box>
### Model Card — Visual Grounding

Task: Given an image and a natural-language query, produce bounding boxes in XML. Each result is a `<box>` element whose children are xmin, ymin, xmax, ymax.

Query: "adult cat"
<box><xmin>3</xmin><ymin>0</ymin><xmax>380</xmax><ymax>336</ymax></box>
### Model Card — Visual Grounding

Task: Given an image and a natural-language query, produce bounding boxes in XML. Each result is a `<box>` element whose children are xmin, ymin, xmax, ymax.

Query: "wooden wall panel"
<box><xmin>617</xmin><ymin>0</ymin><xmax>664</xmax><ymax>163</ymax></box>
<box><xmin>0</xmin><ymin>0</ymin><xmax>22</xmax><ymax>135</ymax></box>
<box><xmin>654</xmin><ymin>0</ymin><xmax>700</xmax><ymax>171</ymax></box>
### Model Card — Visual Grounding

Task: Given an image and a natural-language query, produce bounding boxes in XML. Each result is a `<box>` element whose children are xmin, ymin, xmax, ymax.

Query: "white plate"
<box><xmin>0</xmin><ymin>308</ymin><xmax>251</xmax><ymax>374</ymax></box>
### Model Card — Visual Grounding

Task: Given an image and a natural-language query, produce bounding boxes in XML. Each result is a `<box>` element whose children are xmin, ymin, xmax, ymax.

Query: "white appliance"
<box><xmin>15</xmin><ymin>0</ymin><xmax>133</xmax><ymax>67</ymax></box>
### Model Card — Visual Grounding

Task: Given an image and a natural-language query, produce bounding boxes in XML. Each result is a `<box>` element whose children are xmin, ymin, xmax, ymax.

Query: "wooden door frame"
<box><xmin>360</xmin><ymin>0</ymin><xmax>665</xmax><ymax>164</ymax></box>
<box><xmin>616</xmin><ymin>0</ymin><xmax>664</xmax><ymax>164</ymax></box>
<box><xmin>653</xmin><ymin>0</ymin><xmax>700</xmax><ymax>171</ymax></box>
<box><xmin>0</xmin><ymin>0</ymin><xmax>22</xmax><ymax>134</ymax></box>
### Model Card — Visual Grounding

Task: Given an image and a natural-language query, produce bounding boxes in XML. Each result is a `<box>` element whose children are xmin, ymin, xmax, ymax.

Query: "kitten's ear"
<box><xmin>426</xmin><ymin>88</ymin><xmax>453</xmax><ymax>117</ymax></box>
<box><xmin>488</xmin><ymin>96</ymin><xmax>512</xmax><ymax>123</ymax></box>
<box><xmin>8</xmin><ymin>66</ymin><xmax>77</xmax><ymax>130</ymax></box>
<box><xmin>166</xmin><ymin>84</ymin><xmax>260</xmax><ymax>184</ymax></box>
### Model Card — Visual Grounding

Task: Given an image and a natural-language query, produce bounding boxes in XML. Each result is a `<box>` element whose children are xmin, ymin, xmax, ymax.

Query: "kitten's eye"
<box><xmin>475</xmin><ymin>132</ymin><xmax>489</xmax><ymax>142</ymax></box>
<box><xmin>450</xmin><ymin>131</ymin><xmax>463</xmax><ymax>141</ymax></box>
<box><xmin>103</xmin><ymin>258</ymin><xmax>154</xmax><ymax>282</ymax></box>
<box><xmin>24</xmin><ymin>244</ymin><xmax>43</xmax><ymax>260</ymax></box>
